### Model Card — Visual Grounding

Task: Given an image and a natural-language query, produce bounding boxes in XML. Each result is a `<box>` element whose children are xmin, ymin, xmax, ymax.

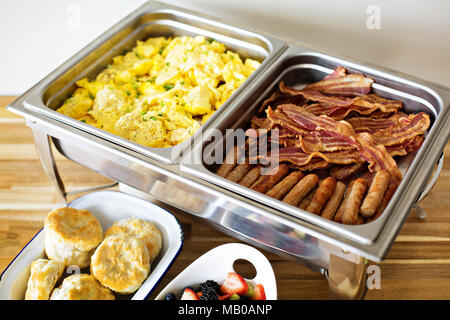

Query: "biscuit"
<box><xmin>44</xmin><ymin>207</ymin><xmax>103</xmax><ymax>268</ymax></box>
<box><xmin>24</xmin><ymin>259</ymin><xmax>64</xmax><ymax>300</ymax></box>
<box><xmin>105</xmin><ymin>218</ymin><xmax>162</xmax><ymax>262</ymax></box>
<box><xmin>50</xmin><ymin>274</ymin><xmax>115</xmax><ymax>300</ymax></box>
<box><xmin>90</xmin><ymin>234</ymin><xmax>150</xmax><ymax>294</ymax></box>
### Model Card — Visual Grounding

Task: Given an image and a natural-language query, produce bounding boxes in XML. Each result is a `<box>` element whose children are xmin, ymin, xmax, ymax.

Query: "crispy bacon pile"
<box><xmin>216</xmin><ymin>66</ymin><xmax>431</xmax><ymax>225</ymax></box>
<box><xmin>252</xmin><ymin>67</ymin><xmax>430</xmax><ymax>180</ymax></box>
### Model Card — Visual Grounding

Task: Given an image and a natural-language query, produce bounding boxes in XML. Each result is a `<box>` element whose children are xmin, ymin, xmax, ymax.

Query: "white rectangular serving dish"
<box><xmin>0</xmin><ymin>190</ymin><xmax>184</xmax><ymax>300</ymax></box>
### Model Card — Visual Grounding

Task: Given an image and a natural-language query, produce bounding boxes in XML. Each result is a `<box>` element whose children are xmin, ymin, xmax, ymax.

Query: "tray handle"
<box><xmin>413</xmin><ymin>153</ymin><xmax>444</xmax><ymax>219</ymax></box>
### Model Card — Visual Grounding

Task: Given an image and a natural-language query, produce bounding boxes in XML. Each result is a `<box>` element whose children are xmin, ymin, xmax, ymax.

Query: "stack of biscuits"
<box><xmin>24</xmin><ymin>207</ymin><xmax>162</xmax><ymax>300</ymax></box>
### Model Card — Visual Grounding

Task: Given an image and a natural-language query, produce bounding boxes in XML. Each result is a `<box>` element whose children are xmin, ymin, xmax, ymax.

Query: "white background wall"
<box><xmin>0</xmin><ymin>0</ymin><xmax>449</xmax><ymax>95</ymax></box>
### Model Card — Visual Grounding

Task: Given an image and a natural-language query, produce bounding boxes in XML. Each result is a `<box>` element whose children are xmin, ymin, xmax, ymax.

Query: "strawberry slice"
<box><xmin>218</xmin><ymin>294</ymin><xmax>232</xmax><ymax>300</ymax></box>
<box><xmin>220</xmin><ymin>272</ymin><xmax>249</xmax><ymax>295</ymax></box>
<box><xmin>251</xmin><ymin>284</ymin><xmax>266</xmax><ymax>300</ymax></box>
<box><xmin>181</xmin><ymin>288</ymin><xmax>200</xmax><ymax>300</ymax></box>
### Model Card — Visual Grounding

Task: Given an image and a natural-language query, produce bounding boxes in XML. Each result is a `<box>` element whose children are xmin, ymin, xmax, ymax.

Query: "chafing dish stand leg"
<box><xmin>30</xmin><ymin>127</ymin><xmax>67</xmax><ymax>208</ymax></box>
<box><xmin>29</xmin><ymin>125</ymin><xmax>118</xmax><ymax>208</ymax></box>
<box><xmin>327</xmin><ymin>253</ymin><xmax>368</xmax><ymax>300</ymax></box>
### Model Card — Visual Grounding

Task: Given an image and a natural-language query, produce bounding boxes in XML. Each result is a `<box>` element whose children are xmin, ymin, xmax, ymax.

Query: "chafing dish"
<box><xmin>7</xmin><ymin>1</ymin><xmax>450</xmax><ymax>299</ymax></box>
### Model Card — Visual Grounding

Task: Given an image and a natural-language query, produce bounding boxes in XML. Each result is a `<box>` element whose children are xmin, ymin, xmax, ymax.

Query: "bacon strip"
<box><xmin>346</xmin><ymin>113</ymin><xmax>407</xmax><ymax>133</ymax></box>
<box><xmin>279</xmin><ymin>104</ymin><xmax>355</xmax><ymax>136</ymax></box>
<box><xmin>280</xmin><ymin>83</ymin><xmax>354</xmax><ymax>107</ymax></box>
<box><xmin>266</xmin><ymin>107</ymin><xmax>309</xmax><ymax>136</ymax></box>
<box><xmin>323</xmin><ymin>66</ymin><xmax>347</xmax><ymax>80</ymax></box>
<box><xmin>303</xmin><ymin>103</ymin><xmax>356</xmax><ymax>120</ymax></box>
<box><xmin>355</xmin><ymin>133</ymin><xmax>402</xmax><ymax>182</ymax></box>
<box><xmin>303</xmin><ymin>73</ymin><xmax>374</xmax><ymax>96</ymax></box>
<box><xmin>250</xmin><ymin>116</ymin><xmax>272</xmax><ymax>130</ymax></box>
<box><xmin>278</xmin><ymin>81</ymin><xmax>402</xmax><ymax>119</ymax></box>
<box><xmin>299</xmin><ymin>130</ymin><xmax>356</xmax><ymax>153</ymax></box>
<box><xmin>385</xmin><ymin>135</ymin><xmax>424</xmax><ymax>157</ymax></box>
<box><xmin>257</xmin><ymin>88</ymin><xmax>305</xmax><ymax>113</ymax></box>
<box><xmin>278</xmin><ymin>104</ymin><xmax>358</xmax><ymax>153</ymax></box>
<box><xmin>352</xmin><ymin>94</ymin><xmax>402</xmax><ymax>114</ymax></box>
<box><xmin>295</xmin><ymin>158</ymin><xmax>332</xmax><ymax>171</ymax></box>
<box><xmin>259</xmin><ymin>147</ymin><xmax>363</xmax><ymax>168</ymax></box>
<box><xmin>372</xmin><ymin>112</ymin><xmax>430</xmax><ymax>147</ymax></box>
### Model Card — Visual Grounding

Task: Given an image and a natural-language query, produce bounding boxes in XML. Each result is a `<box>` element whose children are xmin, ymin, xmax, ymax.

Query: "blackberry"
<box><xmin>199</xmin><ymin>280</ymin><xmax>221</xmax><ymax>294</ymax></box>
<box><xmin>200</xmin><ymin>287</ymin><xmax>219</xmax><ymax>300</ymax></box>
<box><xmin>165</xmin><ymin>293</ymin><xmax>177</xmax><ymax>300</ymax></box>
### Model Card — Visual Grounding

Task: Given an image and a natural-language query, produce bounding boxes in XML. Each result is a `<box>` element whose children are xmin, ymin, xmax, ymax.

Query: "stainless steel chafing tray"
<box><xmin>7</xmin><ymin>1</ymin><xmax>450</xmax><ymax>299</ymax></box>
<box><xmin>19</xmin><ymin>1</ymin><xmax>286</xmax><ymax>164</ymax></box>
<box><xmin>181</xmin><ymin>45</ymin><xmax>449</xmax><ymax>252</ymax></box>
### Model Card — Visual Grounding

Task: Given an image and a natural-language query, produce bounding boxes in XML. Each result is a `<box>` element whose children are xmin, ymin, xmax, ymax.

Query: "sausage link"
<box><xmin>341</xmin><ymin>178</ymin><xmax>368</xmax><ymax>225</ymax></box>
<box><xmin>239</xmin><ymin>166</ymin><xmax>262</xmax><ymax>188</ymax></box>
<box><xmin>306</xmin><ymin>177</ymin><xmax>337</xmax><ymax>215</ymax></box>
<box><xmin>282</xmin><ymin>174</ymin><xmax>319</xmax><ymax>207</ymax></box>
<box><xmin>360</xmin><ymin>170</ymin><xmax>391</xmax><ymax>218</ymax></box>
<box><xmin>334</xmin><ymin>180</ymin><xmax>355</xmax><ymax>223</ymax></box>
<box><xmin>251</xmin><ymin>164</ymin><xmax>290</xmax><ymax>193</ymax></box>
<box><xmin>298</xmin><ymin>187</ymin><xmax>317</xmax><ymax>210</ymax></box>
<box><xmin>367</xmin><ymin>179</ymin><xmax>399</xmax><ymax>222</ymax></box>
<box><xmin>321</xmin><ymin>181</ymin><xmax>346</xmax><ymax>220</ymax></box>
<box><xmin>225</xmin><ymin>162</ymin><xmax>253</xmax><ymax>183</ymax></box>
<box><xmin>265</xmin><ymin>171</ymin><xmax>304</xmax><ymax>200</ymax></box>
<box><xmin>216</xmin><ymin>145</ymin><xmax>244</xmax><ymax>177</ymax></box>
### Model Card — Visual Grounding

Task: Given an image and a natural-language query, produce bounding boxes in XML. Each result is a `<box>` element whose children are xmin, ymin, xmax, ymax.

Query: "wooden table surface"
<box><xmin>1</xmin><ymin>96</ymin><xmax>449</xmax><ymax>300</ymax></box>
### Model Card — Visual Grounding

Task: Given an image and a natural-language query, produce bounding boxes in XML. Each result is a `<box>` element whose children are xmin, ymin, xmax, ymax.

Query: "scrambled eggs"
<box><xmin>57</xmin><ymin>36</ymin><xmax>260</xmax><ymax>148</ymax></box>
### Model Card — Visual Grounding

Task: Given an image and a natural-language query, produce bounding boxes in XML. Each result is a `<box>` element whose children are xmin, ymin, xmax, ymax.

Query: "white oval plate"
<box><xmin>0</xmin><ymin>190</ymin><xmax>184</xmax><ymax>300</ymax></box>
<box><xmin>155</xmin><ymin>243</ymin><xmax>277</xmax><ymax>300</ymax></box>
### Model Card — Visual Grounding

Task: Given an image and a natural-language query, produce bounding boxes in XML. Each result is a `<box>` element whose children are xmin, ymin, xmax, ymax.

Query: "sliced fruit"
<box><xmin>244</xmin><ymin>281</ymin><xmax>255</xmax><ymax>298</ymax></box>
<box><xmin>218</xmin><ymin>294</ymin><xmax>232</xmax><ymax>300</ymax></box>
<box><xmin>220</xmin><ymin>272</ymin><xmax>249</xmax><ymax>295</ymax></box>
<box><xmin>181</xmin><ymin>288</ymin><xmax>200</xmax><ymax>300</ymax></box>
<box><xmin>229</xmin><ymin>293</ymin><xmax>240</xmax><ymax>300</ymax></box>
<box><xmin>251</xmin><ymin>284</ymin><xmax>266</xmax><ymax>300</ymax></box>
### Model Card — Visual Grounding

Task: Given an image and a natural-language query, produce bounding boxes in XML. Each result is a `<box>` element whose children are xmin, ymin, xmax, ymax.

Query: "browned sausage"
<box><xmin>282</xmin><ymin>174</ymin><xmax>319</xmax><ymax>206</ymax></box>
<box><xmin>225</xmin><ymin>162</ymin><xmax>253</xmax><ymax>183</ymax></box>
<box><xmin>265</xmin><ymin>171</ymin><xmax>304</xmax><ymax>200</ymax></box>
<box><xmin>216</xmin><ymin>145</ymin><xmax>244</xmax><ymax>177</ymax></box>
<box><xmin>321</xmin><ymin>181</ymin><xmax>346</xmax><ymax>220</ymax></box>
<box><xmin>341</xmin><ymin>178</ymin><xmax>368</xmax><ymax>225</ymax></box>
<box><xmin>334</xmin><ymin>180</ymin><xmax>355</xmax><ymax>223</ymax></box>
<box><xmin>367</xmin><ymin>179</ymin><xmax>399</xmax><ymax>222</ymax></box>
<box><xmin>251</xmin><ymin>164</ymin><xmax>290</xmax><ymax>193</ymax></box>
<box><xmin>306</xmin><ymin>177</ymin><xmax>337</xmax><ymax>215</ymax></box>
<box><xmin>238</xmin><ymin>166</ymin><xmax>262</xmax><ymax>188</ymax></box>
<box><xmin>298</xmin><ymin>187</ymin><xmax>317</xmax><ymax>210</ymax></box>
<box><xmin>356</xmin><ymin>216</ymin><xmax>366</xmax><ymax>225</ymax></box>
<box><xmin>360</xmin><ymin>170</ymin><xmax>391</xmax><ymax>218</ymax></box>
